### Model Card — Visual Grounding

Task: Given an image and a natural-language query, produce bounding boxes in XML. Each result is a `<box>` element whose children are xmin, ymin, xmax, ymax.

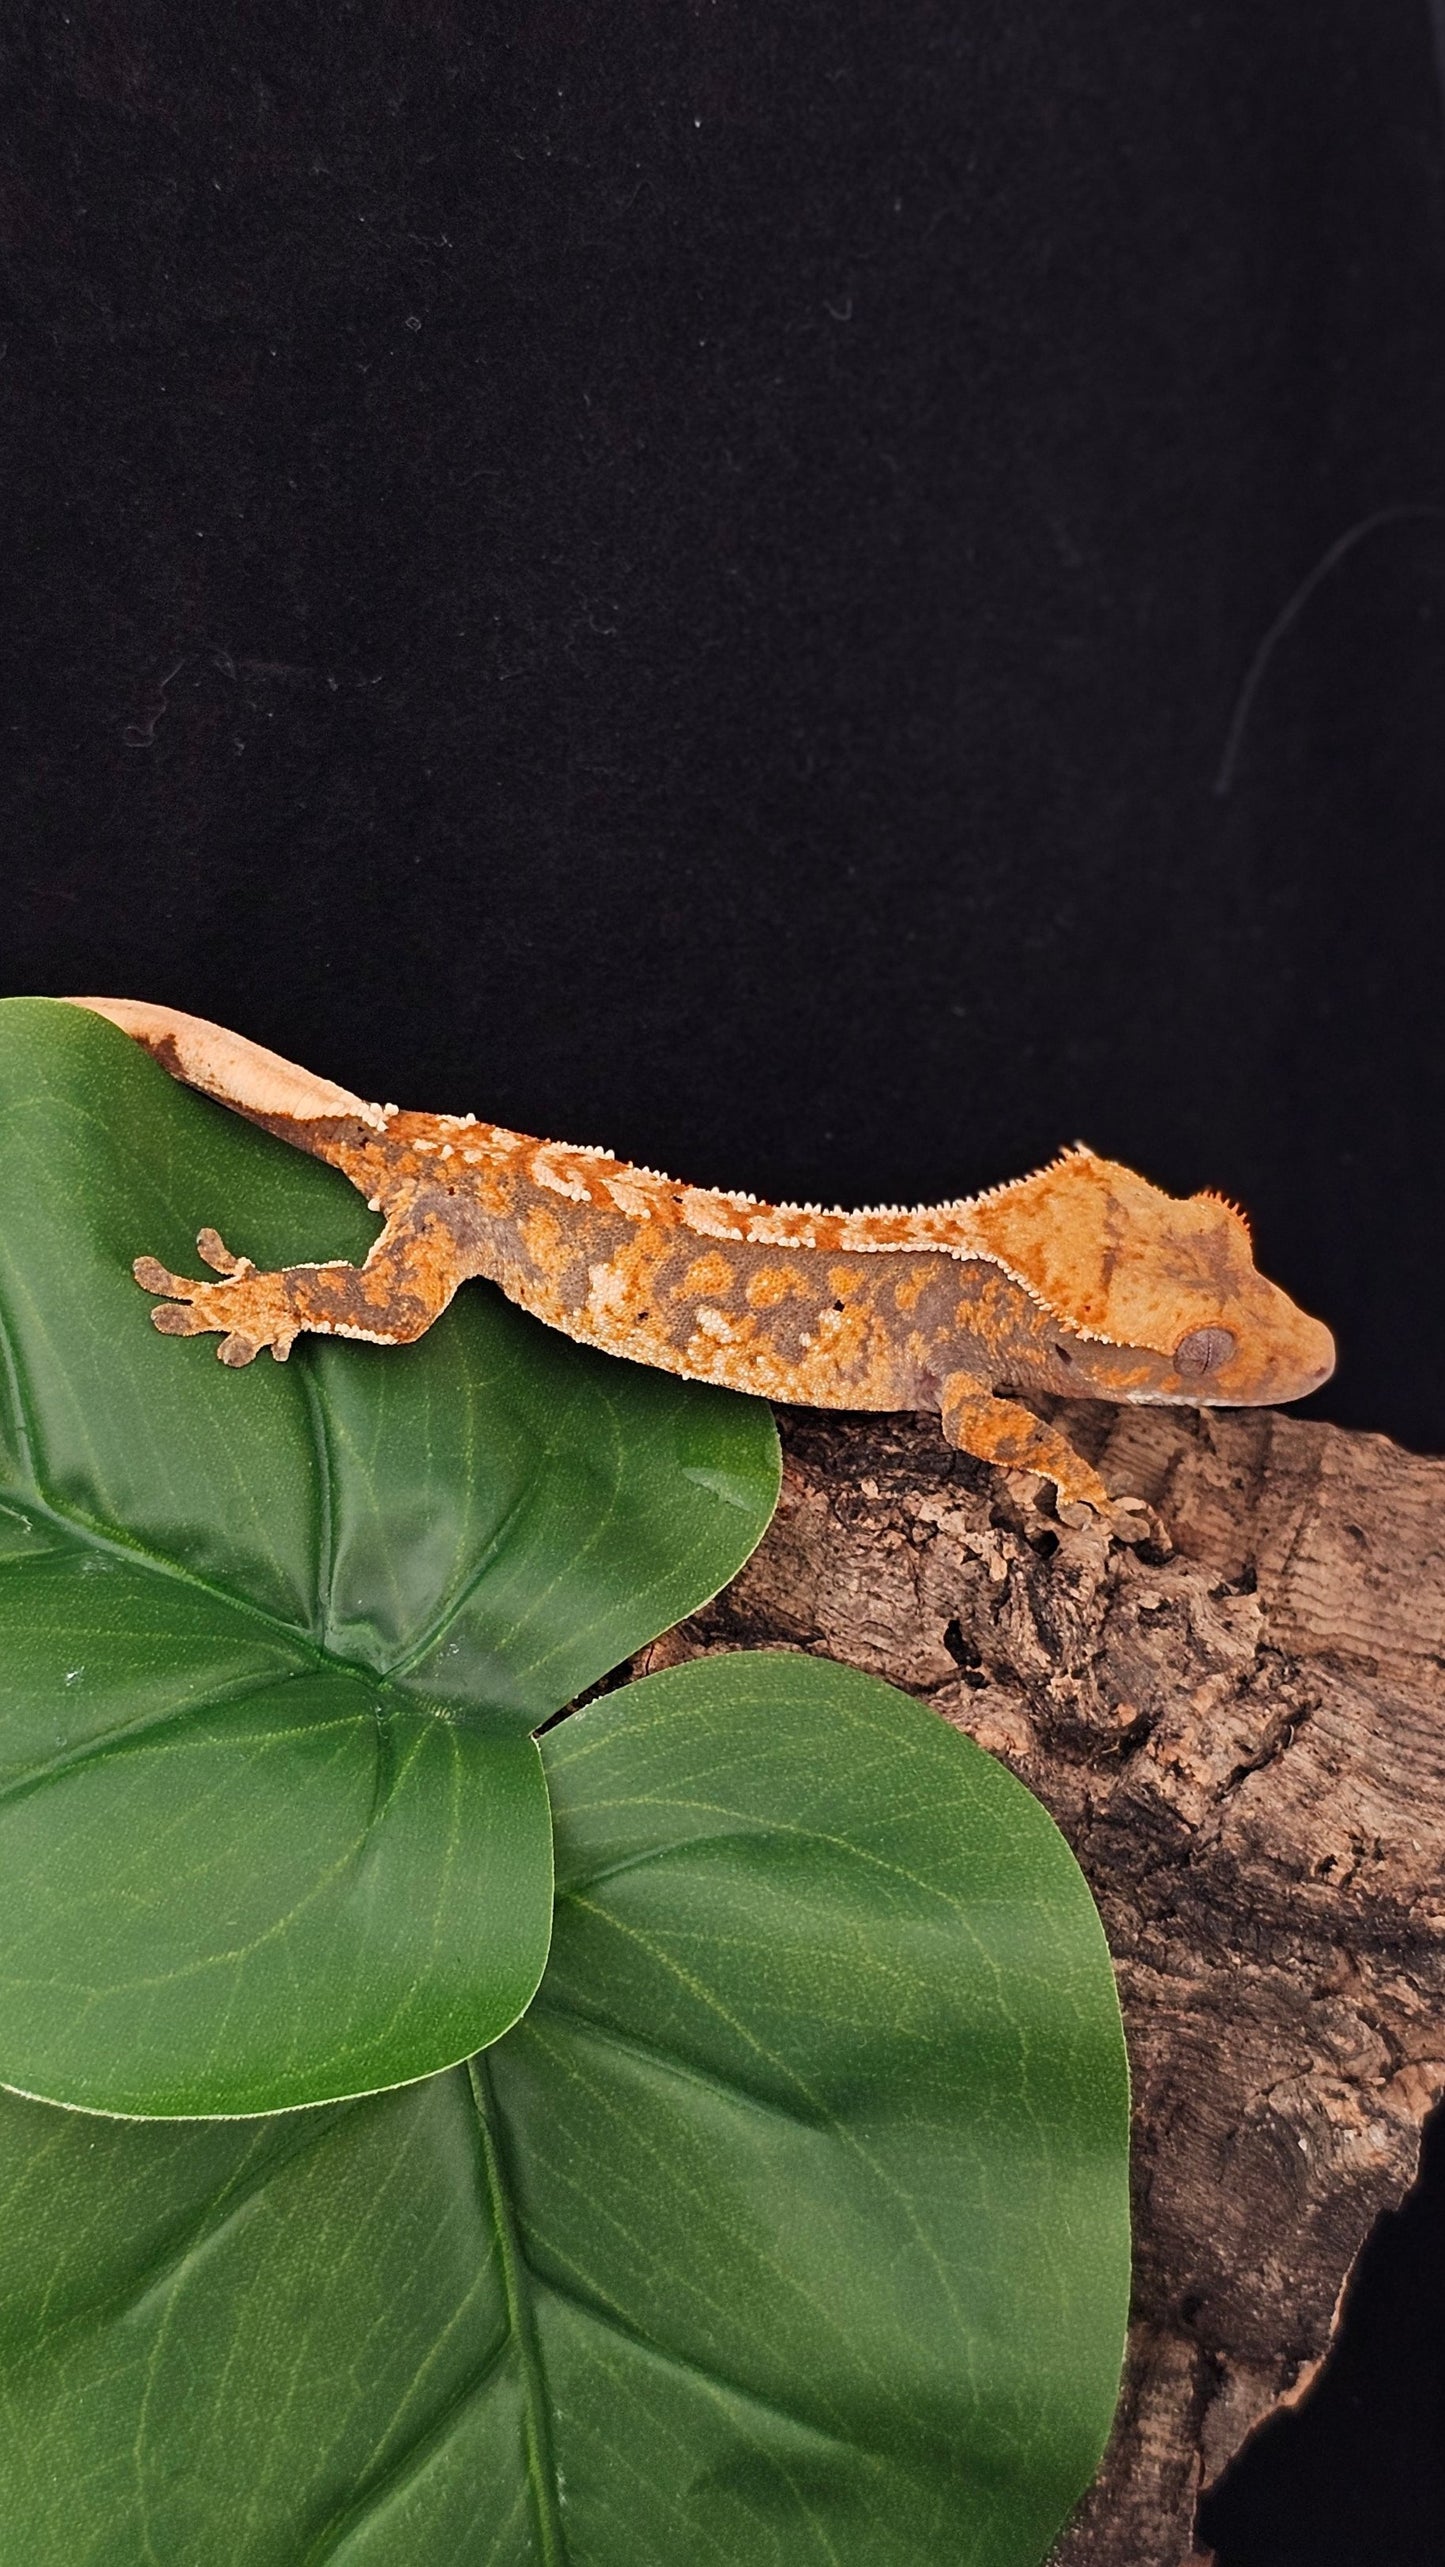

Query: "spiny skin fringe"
<box><xmin>506</xmin><ymin>1136</ymin><xmax>1095</xmax><ymax>1229</ymax></box>
<box><xmin>491</xmin><ymin>1132</ymin><xmax>1134</xmax><ymax>1341</ymax></box>
<box><xmin>472</xmin><ymin>1131</ymin><xmax>1254</xmax><ymax>1352</ymax></box>
<box><xmin>1200</xmin><ymin>1187</ymin><xmax>1253</xmax><ymax>1242</ymax></box>
<box><xmin>379</xmin><ymin>1081</ymin><xmax>1097</xmax><ymax>1234</ymax></box>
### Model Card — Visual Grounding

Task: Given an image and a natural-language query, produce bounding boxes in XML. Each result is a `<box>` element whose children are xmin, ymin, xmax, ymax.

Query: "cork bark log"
<box><xmin>630</xmin><ymin>1399</ymin><xmax>1445</xmax><ymax>2566</ymax></box>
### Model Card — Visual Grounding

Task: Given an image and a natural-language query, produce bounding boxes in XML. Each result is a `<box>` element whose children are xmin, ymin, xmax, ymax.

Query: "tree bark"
<box><xmin>631</xmin><ymin>1400</ymin><xmax>1445</xmax><ymax>2566</ymax></box>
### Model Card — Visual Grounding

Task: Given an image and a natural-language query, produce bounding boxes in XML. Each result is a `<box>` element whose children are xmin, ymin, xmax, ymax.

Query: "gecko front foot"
<box><xmin>135</xmin><ymin>1232</ymin><xmax>302</xmax><ymax>1364</ymax></box>
<box><xmin>939</xmin><ymin>1369</ymin><xmax>1165</xmax><ymax>1543</ymax></box>
<box><xmin>1054</xmin><ymin>1488</ymin><xmax>1167</xmax><ymax>1548</ymax></box>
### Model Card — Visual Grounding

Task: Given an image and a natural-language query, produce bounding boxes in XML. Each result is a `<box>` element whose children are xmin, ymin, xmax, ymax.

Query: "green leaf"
<box><xmin>0</xmin><ymin>1654</ymin><xmax>1130</xmax><ymax>2565</ymax></box>
<box><xmin>0</xmin><ymin>1002</ymin><xmax>780</xmax><ymax>2114</ymax></box>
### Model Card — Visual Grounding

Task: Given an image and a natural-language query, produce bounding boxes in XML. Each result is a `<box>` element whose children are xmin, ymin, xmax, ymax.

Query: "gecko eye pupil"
<box><xmin>1174</xmin><ymin>1325</ymin><xmax>1237</xmax><ymax>1376</ymax></box>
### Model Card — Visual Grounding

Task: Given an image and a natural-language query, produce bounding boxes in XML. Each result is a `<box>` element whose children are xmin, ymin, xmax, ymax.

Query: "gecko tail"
<box><xmin>62</xmin><ymin>999</ymin><xmax>391</xmax><ymax>1133</ymax></box>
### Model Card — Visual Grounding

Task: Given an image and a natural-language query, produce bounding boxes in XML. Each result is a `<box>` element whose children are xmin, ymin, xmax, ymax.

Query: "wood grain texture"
<box><xmin>630</xmin><ymin>1398</ymin><xmax>1445</xmax><ymax>2564</ymax></box>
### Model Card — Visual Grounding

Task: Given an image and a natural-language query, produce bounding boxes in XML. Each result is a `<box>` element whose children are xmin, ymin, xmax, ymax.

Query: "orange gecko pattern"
<box><xmin>69</xmin><ymin>1000</ymin><xmax>1335</xmax><ymax>1515</ymax></box>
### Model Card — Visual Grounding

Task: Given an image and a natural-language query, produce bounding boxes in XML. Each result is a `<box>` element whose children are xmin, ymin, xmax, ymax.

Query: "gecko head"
<box><xmin>968</xmin><ymin>1146</ymin><xmax>1335</xmax><ymax>1408</ymax></box>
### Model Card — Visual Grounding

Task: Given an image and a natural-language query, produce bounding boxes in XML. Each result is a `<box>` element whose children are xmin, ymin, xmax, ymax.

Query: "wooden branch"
<box><xmin>632</xmin><ymin>1400</ymin><xmax>1445</xmax><ymax>2565</ymax></box>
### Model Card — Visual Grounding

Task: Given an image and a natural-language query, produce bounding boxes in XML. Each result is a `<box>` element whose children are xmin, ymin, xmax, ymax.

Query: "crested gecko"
<box><xmin>67</xmin><ymin>999</ymin><xmax>1335</xmax><ymax>1517</ymax></box>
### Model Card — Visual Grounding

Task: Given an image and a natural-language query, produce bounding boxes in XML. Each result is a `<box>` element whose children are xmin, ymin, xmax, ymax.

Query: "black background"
<box><xmin>4</xmin><ymin>2</ymin><xmax>1444</xmax><ymax>2554</ymax></box>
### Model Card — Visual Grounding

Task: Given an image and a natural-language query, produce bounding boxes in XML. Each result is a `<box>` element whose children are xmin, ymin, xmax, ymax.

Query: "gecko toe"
<box><xmin>1106</xmin><ymin>1496</ymin><xmax>1169</xmax><ymax>1550</ymax></box>
<box><xmin>218</xmin><ymin>1331</ymin><xmax>261</xmax><ymax>1367</ymax></box>
<box><xmin>196</xmin><ymin>1228</ymin><xmax>253</xmax><ymax>1277</ymax></box>
<box><xmin>135</xmin><ymin>1255</ymin><xmax>188</xmax><ymax>1294</ymax></box>
<box><xmin>151</xmin><ymin>1302</ymin><xmax>201</xmax><ymax>1335</ymax></box>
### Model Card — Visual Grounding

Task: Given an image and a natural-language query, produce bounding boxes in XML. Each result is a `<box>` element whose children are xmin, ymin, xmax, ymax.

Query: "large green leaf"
<box><xmin>0</xmin><ymin>1001</ymin><xmax>779</xmax><ymax>2114</ymax></box>
<box><xmin>0</xmin><ymin>1654</ymin><xmax>1130</xmax><ymax>2565</ymax></box>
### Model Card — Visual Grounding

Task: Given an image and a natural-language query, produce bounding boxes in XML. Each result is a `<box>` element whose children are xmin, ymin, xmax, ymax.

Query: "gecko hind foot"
<box><xmin>133</xmin><ymin>1240</ymin><xmax>299</xmax><ymax>1365</ymax></box>
<box><xmin>129</xmin><ymin>1207</ymin><xmax>458</xmax><ymax>1365</ymax></box>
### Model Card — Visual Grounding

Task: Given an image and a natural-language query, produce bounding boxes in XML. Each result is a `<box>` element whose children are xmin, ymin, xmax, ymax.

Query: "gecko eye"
<box><xmin>1174</xmin><ymin>1325</ymin><xmax>1237</xmax><ymax>1376</ymax></box>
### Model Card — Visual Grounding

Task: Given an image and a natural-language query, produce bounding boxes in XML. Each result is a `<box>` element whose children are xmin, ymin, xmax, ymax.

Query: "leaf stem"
<box><xmin>466</xmin><ymin>2054</ymin><xmax>569</xmax><ymax>2566</ymax></box>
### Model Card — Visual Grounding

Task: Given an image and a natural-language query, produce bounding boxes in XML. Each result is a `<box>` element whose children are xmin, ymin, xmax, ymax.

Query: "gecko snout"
<box><xmin>1250</xmin><ymin>1306</ymin><xmax>1336</xmax><ymax>1406</ymax></box>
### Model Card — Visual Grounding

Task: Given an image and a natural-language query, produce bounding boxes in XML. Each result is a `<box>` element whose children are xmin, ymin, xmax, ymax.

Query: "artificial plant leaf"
<box><xmin>0</xmin><ymin>1653</ymin><xmax>1130</xmax><ymax>2566</ymax></box>
<box><xmin>0</xmin><ymin>1001</ymin><xmax>779</xmax><ymax>2113</ymax></box>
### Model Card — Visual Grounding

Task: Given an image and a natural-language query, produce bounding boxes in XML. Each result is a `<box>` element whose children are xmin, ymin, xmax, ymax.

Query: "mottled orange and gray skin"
<box><xmin>67</xmin><ymin>999</ymin><xmax>1336</xmax><ymax>1513</ymax></box>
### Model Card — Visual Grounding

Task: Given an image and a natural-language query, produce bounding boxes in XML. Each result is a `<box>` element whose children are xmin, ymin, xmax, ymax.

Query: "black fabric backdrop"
<box><xmin>4</xmin><ymin>2</ymin><xmax>1445</xmax><ymax>2555</ymax></box>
